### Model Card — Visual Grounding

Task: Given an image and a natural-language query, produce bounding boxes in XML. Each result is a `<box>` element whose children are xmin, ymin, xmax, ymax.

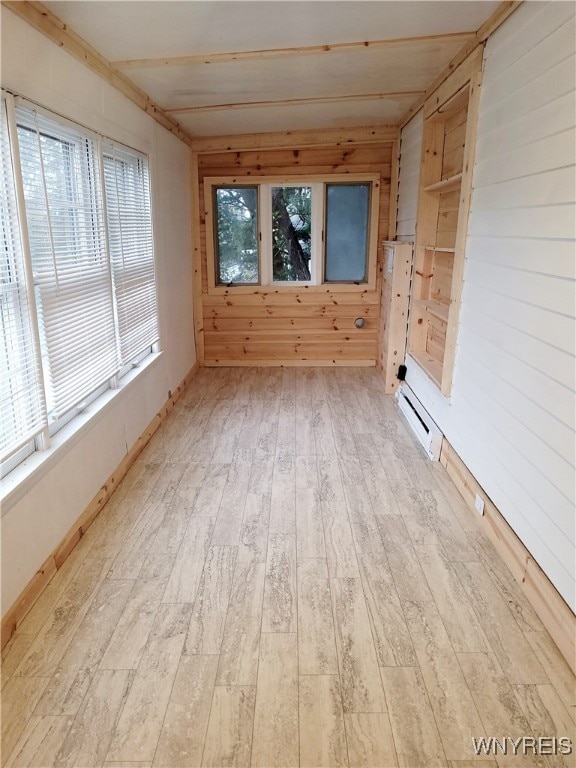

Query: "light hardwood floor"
<box><xmin>2</xmin><ymin>367</ymin><xmax>575</xmax><ymax>767</ymax></box>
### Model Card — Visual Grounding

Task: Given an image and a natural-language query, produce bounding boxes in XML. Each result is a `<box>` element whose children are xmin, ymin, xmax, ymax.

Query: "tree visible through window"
<box><xmin>209</xmin><ymin>176</ymin><xmax>377</xmax><ymax>288</ymax></box>
<box><xmin>271</xmin><ymin>186</ymin><xmax>311</xmax><ymax>281</ymax></box>
<box><xmin>214</xmin><ymin>186</ymin><xmax>259</xmax><ymax>284</ymax></box>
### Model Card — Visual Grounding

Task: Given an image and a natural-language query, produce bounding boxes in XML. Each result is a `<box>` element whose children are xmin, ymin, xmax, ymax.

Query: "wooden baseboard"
<box><xmin>204</xmin><ymin>359</ymin><xmax>376</xmax><ymax>367</ymax></box>
<box><xmin>440</xmin><ymin>438</ymin><xmax>576</xmax><ymax>674</ymax></box>
<box><xmin>1</xmin><ymin>362</ymin><xmax>199</xmax><ymax>651</ymax></box>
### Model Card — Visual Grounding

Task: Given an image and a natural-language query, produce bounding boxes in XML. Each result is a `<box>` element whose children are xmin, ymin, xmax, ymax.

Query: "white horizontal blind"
<box><xmin>16</xmin><ymin>106</ymin><xmax>119</xmax><ymax>419</ymax></box>
<box><xmin>103</xmin><ymin>143</ymin><xmax>158</xmax><ymax>365</ymax></box>
<box><xmin>0</xmin><ymin>99</ymin><xmax>46</xmax><ymax>459</ymax></box>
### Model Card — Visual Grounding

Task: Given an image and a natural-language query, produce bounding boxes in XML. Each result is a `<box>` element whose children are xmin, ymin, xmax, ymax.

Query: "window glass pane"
<box><xmin>325</xmin><ymin>183</ymin><xmax>370</xmax><ymax>282</ymax></box>
<box><xmin>214</xmin><ymin>187</ymin><xmax>259</xmax><ymax>284</ymax></box>
<box><xmin>103</xmin><ymin>143</ymin><xmax>159</xmax><ymax>365</ymax></box>
<box><xmin>16</xmin><ymin>107</ymin><xmax>118</xmax><ymax>421</ymax></box>
<box><xmin>0</xmin><ymin>100</ymin><xmax>46</xmax><ymax>461</ymax></box>
<box><xmin>272</xmin><ymin>186</ymin><xmax>311</xmax><ymax>282</ymax></box>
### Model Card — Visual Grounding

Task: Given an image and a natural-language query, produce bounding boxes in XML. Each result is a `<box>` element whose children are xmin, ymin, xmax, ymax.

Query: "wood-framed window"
<box><xmin>205</xmin><ymin>174</ymin><xmax>380</xmax><ymax>293</ymax></box>
<box><xmin>1</xmin><ymin>91</ymin><xmax>160</xmax><ymax>479</ymax></box>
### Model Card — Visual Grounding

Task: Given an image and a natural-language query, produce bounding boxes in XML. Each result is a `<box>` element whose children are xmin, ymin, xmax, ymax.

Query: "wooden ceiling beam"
<box><xmin>398</xmin><ymin>1</ymin><xmax>523</xmax><ymax>128</ymax></box>
<box><xmin>189</xmin><ymin>125</ymin><xmax>400</xmax><ymax>154</ymax></box>
<box><xmin>166</xmin><ymin>91</ymin><xmax>425</xmax><ymax>115</ymax></box>
<box><xmin>112</xmin><ymin>31</ymin><xmax>476</xmax><ymax>70</ymax></box>
<box><xmin>1</xmin><ymin>0</ymin><xmax>195</xmax><ymax>147</ymax></box>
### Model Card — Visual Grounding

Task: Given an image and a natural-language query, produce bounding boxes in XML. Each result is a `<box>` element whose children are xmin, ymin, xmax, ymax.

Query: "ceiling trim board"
<box><xmin>112</xmin><ymin>31</ymin><xmax>477</xmax><ymax>70</ymax></box>
<box><xmin>166</xmin><ymin>91</ymin><xmax>426</xmax><ymax>115</ymax></box>
<box><xmin>398</xmin><ymin>0</ymin><xmax>523</xmax><ymax>127</ymax></box>
<box><xmin>1</xmin><ymin>0</ymin><xmax>195</xmax><ymax>147</ymax></box>
<box><xmin>190</xmin><ymin>125</ymin><xmax>400</xmax><ymax>154</ymax></box>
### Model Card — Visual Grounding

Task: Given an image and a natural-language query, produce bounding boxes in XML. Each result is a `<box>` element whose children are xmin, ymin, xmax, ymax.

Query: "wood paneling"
<box><xmin>379</xmin><ymin>242</ymin><xmax>412</xmax><ymax>393</ymax></box>
<box><xmin>197</xmin><ymin>144</ymin><xmax>392</xmax><ymax>365</ymax></box>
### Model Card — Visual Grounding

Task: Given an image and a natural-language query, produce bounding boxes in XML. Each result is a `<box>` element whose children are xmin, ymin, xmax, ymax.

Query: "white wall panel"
<box><xmin>406</xmin><ymin>1</ymin><xmax>576</xmax><ymax>609</ymax></box>
<box><xmin>396</xmin><ymin>109</ymin><xmax>423</xmax><ymax>242</ymax></box>
<box><xmin>1</xmin><ymin>9</ymin><xmax>196</xmax><ymax>614</ymax></box>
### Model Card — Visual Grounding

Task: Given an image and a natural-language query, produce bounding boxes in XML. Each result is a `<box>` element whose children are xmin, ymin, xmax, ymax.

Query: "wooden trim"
<box><xmin>440</xmin><ymin>438</ymin><xmax>576</xmax><ymax>675</ymax></box>
<box><xmin>475</xmin><ymin>0</ymin><xmax>523</xmax><ymax>43</ymax></box>
<box><xmin>0</xmin><ymin>362</ymin><xmax>200</xmax><ymax>651</ymax></box>
<box><xmin>440</xmin><ymin>71</ymin><xmax>482</xmax><ymax>396</ymax></box>
<box><xmin>423</xmin><ymin>45</ymin><xmax>483</xmax><ymax>119</ymax></box>
<box><xmin>398</xmin><ymin>1</ymin><xmax>522</xmax><ymax>127</ymax></box>
<box><xmin>380</xmin><ymin>241</ymin><xmax>412</xmax><ymax>393</ymax></box>
<box><xmin>191</xmin><ymin>125</ymin><xmax>399</xmax><ymax>154</ymax></box>
<box><xmin>112</xmin><ymin>32</ymin><xmax>476</xmax><ymax>70</ymax></box>
<box><xmin>0</xmin><ymin>555</ymin><xmax>56</xmax><ymax>649</ymax></box>
<box><xmin>166</xmin><ymin>91</ymin><xmax>425</xmax><ymax>115</ymax></box>
<box><xmin>387</xmin><ymin>140</ymin><xmax>400</xmax><ymax>240</ymax></box>
<box><xmin>1</xmin><ymin>0</ymin><xmax>194</xmax><ymax>148</ymax></box>
<box><xmin>190</xmin><ymin>153</ymin><xmax>205</xmax><ymax>364</ymax></box>
<box><xmin>204</xmin><ymin>359</ymin><xmax>376</xmax><ymax>367</ymax></box>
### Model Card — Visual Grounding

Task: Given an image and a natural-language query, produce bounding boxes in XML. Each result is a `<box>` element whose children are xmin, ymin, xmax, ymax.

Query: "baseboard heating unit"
<box><xmin>395</xmin><ymin>383</ymin><xmax>443</xmax><ymax>461</ymax></box>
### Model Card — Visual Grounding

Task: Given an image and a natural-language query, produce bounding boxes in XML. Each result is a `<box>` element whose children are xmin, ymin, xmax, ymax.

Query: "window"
<box><xmin>207</xmin><ymin>175</ymin><xmax>378</xmax><ymax>290</ymax></box>
<box><xmin>324</xmin><ymin>183</ymin><xmax>371</xmax><ymax>283</ymax></box>
<box><xmin>0</xmin><ymin>100</ymin><xmax>46</xmax><ymax>463</ymax></box>
<box><xmin>103</xmin><ymin>142</ymin><xmax>158</xmax><ymax>369</ymax></box>
<box><xmin>16</xmin><ymin>108</ymin><xmax>119</xmax><ymax>422</ymax></box>
<box><xmin>213</xmin><ymin>186</ymin><xmax>259</xmax><ymax>285</ymax></box>
<box><xmin>271</xmin><ymin>185</ymin><xmax>312</xmax><ymax>282</ymax></box>
<box><xmin>0</xmin><ymin>93</ymin><xmax>160</xmax><ymax>477</ymax></box>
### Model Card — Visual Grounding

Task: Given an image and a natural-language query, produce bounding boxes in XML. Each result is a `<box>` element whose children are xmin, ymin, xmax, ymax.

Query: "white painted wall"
<box><xmin>396</xmin><ymin>109</ymin><xmax>423</xmax><ymax>242</ymax></box>
<box><xmin>0</xmin><ymin>8</ymin><xmax>196</xmax><ymax>615</ymax></box>
<box><xmin>403</xmin><ymin>1</ymin><xmax>576</xmax><ymax>609</ymax></box>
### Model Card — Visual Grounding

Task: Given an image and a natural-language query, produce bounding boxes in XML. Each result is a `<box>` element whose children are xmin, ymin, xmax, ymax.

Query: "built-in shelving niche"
<box><xmin>408</xmin><ymin>60</ymin><xmax>482</xmax><ymax>396</ymax></box>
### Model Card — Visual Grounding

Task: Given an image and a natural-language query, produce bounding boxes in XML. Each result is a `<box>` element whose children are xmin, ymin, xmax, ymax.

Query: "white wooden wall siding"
<box><xmin>405</xmin><ymin>0</ymin><xmax>576</xmax><ymax>610</ymax></box>
<box><xmin>0</xmin><ymin>9</ymin><xmax>197</xmax><ymax>615</ymax></box>
<box><xmin>396</xmin><ymin>109</ymin><xmax>423</xmax><ymax>242</ymax></box>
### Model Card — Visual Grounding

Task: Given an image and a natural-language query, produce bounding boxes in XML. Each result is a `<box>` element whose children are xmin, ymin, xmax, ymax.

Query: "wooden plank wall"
<box><xmin>196</xmin><ymin>144</ymin><xmax>392</xmax><ymax>365</ymax></box>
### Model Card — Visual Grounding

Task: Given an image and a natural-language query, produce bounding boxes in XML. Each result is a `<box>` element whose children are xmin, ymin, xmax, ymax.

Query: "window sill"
<box><xmin>206</xmin><ymin>282</ymin><xmax>376</xmax><ymax>296</ymax></box>
<box><xmin>0</xmin><ymin>351</ymin><xmax>163</xmax><ymax>515</ymax></box>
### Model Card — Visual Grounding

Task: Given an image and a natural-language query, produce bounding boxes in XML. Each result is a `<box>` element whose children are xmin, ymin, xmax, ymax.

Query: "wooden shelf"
<box><xmin>408</xmin><ymin>61</ymin><xmax>482</xmax><ymax>398</ymax></box>
<box><xmin>414</xmin><ymin>299</ymin><xmax>449</xmax><ymax>323</ymax></box>
<box><xmin>422</xmin><ymin>173</ymin><xmax>463</xmax><ymax>194</ymax></box>
<box><xmin>409</xmin><ymin>349</ymin><xmax>443</xmax><ymax>387</ymax></box>
<box><xmin>422</xmin><ymin>246</ymin><xmax>456</xmax><ymax>253</ymax></box>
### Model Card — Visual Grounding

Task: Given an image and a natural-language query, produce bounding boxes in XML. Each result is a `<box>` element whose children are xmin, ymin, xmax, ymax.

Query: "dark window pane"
<box><xmin>214</xmin><ymin>187</ymin><xmax>259</xmax><ymax>284</ymax></box>
<box><xmin>271</xmin><ymin>186</ymin><xmax>312</xmax><ymax>282</ymax></box>
<box><xmin>325</xmin><ymin>183</ymin><xmax>370</xmax><ymax>282</ymax></box>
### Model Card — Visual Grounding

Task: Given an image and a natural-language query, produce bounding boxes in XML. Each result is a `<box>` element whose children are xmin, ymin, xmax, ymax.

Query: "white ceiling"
<box><xmin>43</xmin><ymin>1</ymin><xmax>501</xmax><ymax>138</ymax></box>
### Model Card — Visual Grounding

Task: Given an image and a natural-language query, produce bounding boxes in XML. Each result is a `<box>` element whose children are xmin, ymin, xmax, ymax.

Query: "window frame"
<box><xmin>204</xmin><ymin>173</ymin><xmax>380</xmax><ymax>294</ymax></box>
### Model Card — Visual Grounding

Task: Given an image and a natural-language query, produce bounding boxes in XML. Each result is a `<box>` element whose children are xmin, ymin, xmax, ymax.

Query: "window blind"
<box><xmin>103</xmin><ymin>142</ymin><xmax>159</xmax><ymax>365</ymax></box>
<box><xmin>0</xmin><ymin>99</ymin><xmax>46</xmax><ymax>459</ymax></box>
<box><xmin>16</xmin><ymin>106</ymin><xmax>119</xmax><ymax>420</ymax></box>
